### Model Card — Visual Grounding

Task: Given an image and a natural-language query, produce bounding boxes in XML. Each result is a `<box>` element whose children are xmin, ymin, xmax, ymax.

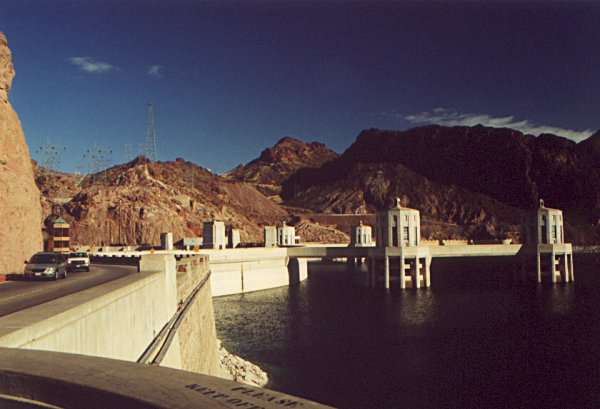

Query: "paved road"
<box><xmin>0</xmin><ymin>265</ymin><xmax>137</xmax><ymax>317</ymax></box>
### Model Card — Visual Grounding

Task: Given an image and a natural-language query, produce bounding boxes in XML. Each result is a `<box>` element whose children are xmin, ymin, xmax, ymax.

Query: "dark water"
<box><xmin>214</xmin><ymin>254</ymin><xmax>600</xmax><ymax>409</ymax></box>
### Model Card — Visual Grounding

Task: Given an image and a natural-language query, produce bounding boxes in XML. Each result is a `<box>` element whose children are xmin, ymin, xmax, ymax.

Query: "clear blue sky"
<box><xmin>2</xmin><ymin>1</ymin><xmax>600</xmax><ymax>173</ymax></box>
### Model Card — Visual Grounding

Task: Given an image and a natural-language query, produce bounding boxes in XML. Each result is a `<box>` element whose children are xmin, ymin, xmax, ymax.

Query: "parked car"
<box><xmin>24</xmin><ymin>252</ymin><xmax>68</xmax><ymax>280</ymax></box>
<box><xmin>67</xmin><ymin>252</ymin><xmax>91</xmax><ymax>272</ymax></box>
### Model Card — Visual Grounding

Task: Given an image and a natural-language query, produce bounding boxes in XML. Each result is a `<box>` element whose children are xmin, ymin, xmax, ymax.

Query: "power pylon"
<box><xmin>124</xmin><ymin>144</ymin><xmax>133</xmax><ymax>162</ymax></box>
<box><xmin>84</xmin><ymin>145</ymin><xmax>112</xmax><ymax>184</ymax></box>
<box><xmin>145</xmin><ymin>103</ymin><xmax>158</xmax><ymax>162</ymax></box>
<box><xmin>36</xmin><ymin>138</ymin><xmax>65</xmax><ymax>173</ymax></box>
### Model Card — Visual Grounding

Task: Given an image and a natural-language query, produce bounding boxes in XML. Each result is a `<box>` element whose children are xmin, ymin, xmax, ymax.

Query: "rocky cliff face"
<box><xmin>282</xmin><ymin>125</ymin><xmax>600</xmax><ymax>243</ymax></box>
<box><xmin>225</xmin><ymin>136</ymin><xmax>338</xmax><ymax>198</ymax></box>
<box><xmin>45</xmin><ymin>157</ymin><xmax>288</xmax><ymax>246</ymax></box>
<box><xmin>0</xmin><ymin>33</ymin><xmax>43</xmax><ymax>273</ymax></box>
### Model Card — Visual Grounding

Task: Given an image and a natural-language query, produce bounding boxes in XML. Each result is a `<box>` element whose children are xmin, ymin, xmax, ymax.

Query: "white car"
<box><xmin>67</xmin><ymin>252</ymin><xmax>90</xmax><ymax>272</ymax></box>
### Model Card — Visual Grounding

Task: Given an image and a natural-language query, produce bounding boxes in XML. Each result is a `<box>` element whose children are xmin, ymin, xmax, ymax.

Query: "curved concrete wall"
<box><xmin>0</xmin><ymin>348</ymin><xmax>333</xmax><ymax>409</ymax></box>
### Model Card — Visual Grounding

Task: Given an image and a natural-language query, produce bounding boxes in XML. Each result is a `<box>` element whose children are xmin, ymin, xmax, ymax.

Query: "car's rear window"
<box><xmin>30</xmin><ymin>254</ymin><xmax>58</xmax><ymax>263</ymax></box>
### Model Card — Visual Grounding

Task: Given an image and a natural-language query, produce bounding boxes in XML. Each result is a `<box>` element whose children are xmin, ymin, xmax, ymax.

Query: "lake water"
<box><xmin>213</xmin><ymin>254</ymin><xmax>600</xmax><ymax>409</ymax></box>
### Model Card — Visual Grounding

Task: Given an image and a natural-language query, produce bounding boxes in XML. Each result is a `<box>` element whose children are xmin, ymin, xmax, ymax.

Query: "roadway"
<box><xmin>0</xmin><ymin>265</ymin><xmax>137</xmax><ymax>317</ymax></box>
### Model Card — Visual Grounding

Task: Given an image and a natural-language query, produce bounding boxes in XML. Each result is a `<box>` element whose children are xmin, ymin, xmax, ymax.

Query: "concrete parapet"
<box><xmin>0</xmin><ymin>348</ymin><xmax>333</xmax><ymax>409</ymax></box>
<box><xmin>0</xmin><ymin>270</ymin><xmax>170</xmax><ymax>361</ymax></box>
<box><xmin>173</xmin><ymin>255</ymin><xmax>220</xmax><ymax>376</ymax></box>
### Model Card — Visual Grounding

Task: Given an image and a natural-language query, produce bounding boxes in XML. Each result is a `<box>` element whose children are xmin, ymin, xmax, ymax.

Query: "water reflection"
<box><xmin>396</xmin><ymin>290</ymin><xmax>437</xmax><ymax>326</ymax></box>
<box><xmin>214</xmin><ymin>259</ymin><xmax>599</xmax><ymax>409</ymax></box>
<box><xmin>545</xmin><ymin>285</ymin><xmax>575</xmax><ymax>316</ymax></box>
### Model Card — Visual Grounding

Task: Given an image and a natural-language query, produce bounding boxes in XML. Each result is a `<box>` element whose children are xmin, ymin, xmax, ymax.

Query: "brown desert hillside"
<box><xmin>37</xmin><ymin>156</ymin><xmax>289</xmax><ymax>246</ymax></box>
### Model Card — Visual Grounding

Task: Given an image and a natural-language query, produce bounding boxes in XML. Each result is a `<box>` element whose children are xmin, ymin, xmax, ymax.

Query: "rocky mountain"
<box><xmin>38</xmin><ymin>157</ymin><xmax>289</xmax><ymax>246</ymax></box>
<box><xmin>281</xmin><ymin>125</ymin><xmax>600</xmax><ymax>243</ymax></box>
<box><xmin>224</xmin><ymin>136</ymin><xmax>337</xmax><ymax>198</ymax></box>
<box><xmin>34</xmin><ymin>164</ymin><xmax>84</xmax><ymax>228</ymax></box>
<box><xmin>0</xmin><ymin>32</ymin><xmax>43</xmax><ymax>274</ymax></box>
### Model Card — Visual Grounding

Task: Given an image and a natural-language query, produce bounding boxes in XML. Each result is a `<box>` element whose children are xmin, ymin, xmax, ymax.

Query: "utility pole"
<box><xmin>145</xmin><ymin>103</ymin><xmax>158</xmax><ymax>162</ymax></box>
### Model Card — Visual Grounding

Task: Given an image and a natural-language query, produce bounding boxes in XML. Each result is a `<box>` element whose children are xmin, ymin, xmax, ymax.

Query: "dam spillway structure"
<box><xmin>520</xmin><ymin>200</ymin><xmax>574</xmax><ymax>284</ymax></box>
<box><xmin>368</xmin><ymin>198</ymin><xmax>431</xmax><ymax>289</ymax></box>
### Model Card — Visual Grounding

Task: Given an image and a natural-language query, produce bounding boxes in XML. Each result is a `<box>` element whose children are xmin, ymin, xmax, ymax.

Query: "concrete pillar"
<box><xmin>384</xmin><ymin>257</ymin><xmax>390</xmax><ymax>290</ymax></box>
<box><xmin>569</xmin><ymin>253</ymin><xmax>575</xmax><ymax>281</ymax></box>
<box><xmin>400</xmin><ymin>256</ymin><xmax>406</xmax><ymax>290</ymax></box>
<box><xmin>139</xmin><ymin>254</ymin><xmax>177</xmax><ymax>319</ymax></box>
<box><xmin>424</xmin><ymin>256</ymin><xmax>431</xmax><ymax>288</ymax></box>
<box><xmin>536</xmin><ymin>251</ymin><xmax>541</xmax><ymax>283</ymax></box>
<box><xmin>551</xmin><ymin>251</ymin><xmax>556</xmax><ymax>283</ymax></box>
<box><xmin>414</xmin><ymin>257</ymin><xmax>421</xmax><ymax>289</ymax></box>
<box><xmin>563</xmin><ymin>253</ymin><xmax>570</xmax><ymax>283</ymax></box>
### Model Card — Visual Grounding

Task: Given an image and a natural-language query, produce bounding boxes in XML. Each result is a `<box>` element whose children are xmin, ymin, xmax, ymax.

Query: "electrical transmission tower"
<box><xmin>124</xmin><ymin>144</ymin><xmax>133</xmax><ymax>162</ymax></box>
<box><xmin>84</xmin><ymin>145</ymin><xmax>113</xmax><ymax>184</ymax></box>
<box><xmin>36</xmin><ymin>139</ymin><xmax>65</xmax><ymax>173</ymax></box>
<box><xmin>145</xmin><ymin>103</ymin><xmax>158</xmax><ymax>162</ymax></box>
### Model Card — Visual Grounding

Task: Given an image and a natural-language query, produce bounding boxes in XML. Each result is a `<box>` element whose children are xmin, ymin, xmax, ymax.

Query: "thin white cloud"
<box><xmin>147</xmin><ymin>65</ymin><xmax>162</xmax><ymax>78</ymax></box>
<box><xmin>397</xmin><ymin>108</ymin><xmax>594</xmax><ymax>142</ymax></box>
<box><xmin>69</xmin><ymin>57</ymin><xmax>114</xmax><ymax>74</ymax></box>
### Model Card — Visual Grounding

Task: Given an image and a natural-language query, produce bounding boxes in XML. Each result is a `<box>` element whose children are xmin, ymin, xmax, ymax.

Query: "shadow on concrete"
<box><xmin>5</xmin><ymin>274</ymin><xmax>27</xmax><ymax>282</ymax></box>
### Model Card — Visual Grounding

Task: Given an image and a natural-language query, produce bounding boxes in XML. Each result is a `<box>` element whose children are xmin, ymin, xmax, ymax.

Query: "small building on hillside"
<box><xmin>203</xmin><ymin>220</ymin><xmax>226</xmax><ymax>249</ymax></box>
<box><xmin>277</xmin><ymin>222</ymin><xmax>299</xmax><ymax>246</ymax></box>
<box><xmin>160</xmin><ymin>232</ymin><xmax>173</xmax><ymax>251</ymax></box>
<box><xmin>228</xmin><ymin>227</ymin><xmax>241</xmax><ymax>249</ymax></box>
<box><xmin>264</xmin><ymin>226</ymin><xmax>277</xmax><ymax>247</ymax></box>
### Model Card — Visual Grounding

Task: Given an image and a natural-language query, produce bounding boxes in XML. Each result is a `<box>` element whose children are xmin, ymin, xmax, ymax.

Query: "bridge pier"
<box><xmin>367</xmin><ymin>247</ymin><xmax>431</xmax><ymax>290</ymax></box>
<box><xmin>384</xmin><ymin>257</ymin><xmax>390</xmax><ymax>289</ymax></box>
<box><xmin>521</xmin><ymin>244</ymin><xmax>574</xmax><ymax>285</ymax></box>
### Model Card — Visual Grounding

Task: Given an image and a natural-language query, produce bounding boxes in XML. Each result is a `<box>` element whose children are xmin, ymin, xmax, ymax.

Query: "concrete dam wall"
<box><xmin>0</xmin><ymin>254</ymin><xmax>221</xmax><ymax>377</ymax></box>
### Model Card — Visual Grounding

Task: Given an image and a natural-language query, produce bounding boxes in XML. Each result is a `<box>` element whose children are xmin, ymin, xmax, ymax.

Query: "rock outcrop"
<box><xmin>0</xmin><ymin>33</ymin><xmax>43</xmax><ymax>273</ymax></box>
<box><xmin>217</xmin><ymin>340</ymin><xmax>268</xmax><ymax>387</ymax></box>
<box><xmin>225</xmin><ymin>136</ymin><xmax>338</xmax><ymax>198</ymax></box>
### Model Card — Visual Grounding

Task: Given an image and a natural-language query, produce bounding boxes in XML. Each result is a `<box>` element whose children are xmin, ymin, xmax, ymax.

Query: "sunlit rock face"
<box><xmin>0</xmin><ymin>32</ymin><xmax>43</xmax><ymax>273</ymax></box>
